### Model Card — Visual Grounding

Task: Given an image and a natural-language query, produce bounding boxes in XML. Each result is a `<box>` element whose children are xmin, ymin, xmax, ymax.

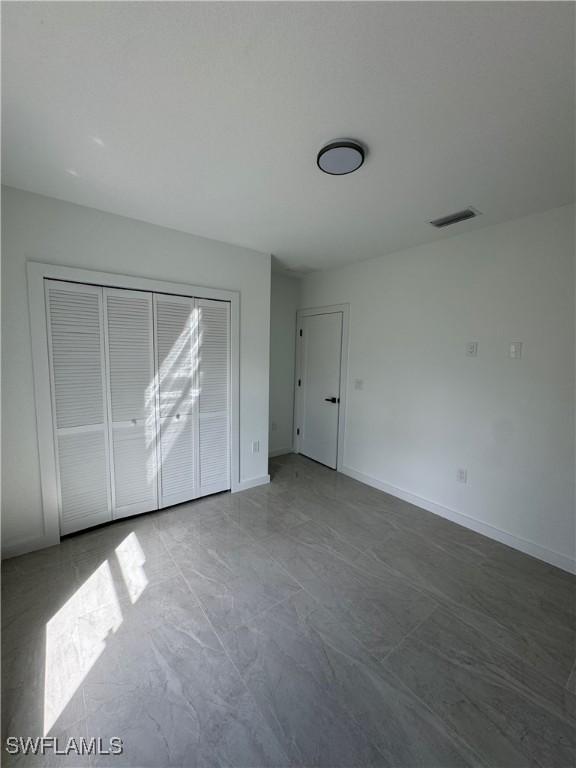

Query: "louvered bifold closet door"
<box><xmin>104</xmin><ymin>289</ymin><xmax>158</xmax><ymax>518</ymax></box>
<box><xmin>154</xmin><ymin>294</ymin><xmax>199</xmax><ymax>507</ymax></box>
<box><xmin>46</xmin><ymin>280</ymin><xmax>112</xmax><ymax>534</ymax></box>
<box><xmin>197</xmin><ymin>299</ymin><xmax>231</xmax><ymax>495</ymax></box>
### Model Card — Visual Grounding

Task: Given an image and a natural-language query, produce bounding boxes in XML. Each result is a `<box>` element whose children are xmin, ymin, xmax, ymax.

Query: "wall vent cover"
<box><xmin>430</xmin><ymin>208</ymin><xmax>480</xmax><ymax>228</ymax></box>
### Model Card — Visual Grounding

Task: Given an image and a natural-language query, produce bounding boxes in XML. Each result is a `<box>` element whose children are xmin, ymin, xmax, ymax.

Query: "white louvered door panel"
<box><xmin>158</xmin><ymin>413</ymin><xmax>196</xmax><ymax>506</ymax></box>
<box><xmin>154</xmin><ymin>294</ymin><xmax>199</xmax><ymax>507</ymax></box>
<box><xmin>45</xmin><ymin>280</ymin><xmax>112</xmax><ymax>534</ymax></box>
<box><xmin>104</xmin><ymin>289</ymin><xmax>158</xmax><ymax>519</ymax></box>
<box><xmin>197</xmin><ymin>299</ymin><xmax>231</xmax><ymax>495</ymax></box>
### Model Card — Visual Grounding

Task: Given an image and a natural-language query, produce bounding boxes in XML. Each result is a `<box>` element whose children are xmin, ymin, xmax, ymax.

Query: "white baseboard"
<box><xmin>1</xmin><ymin>533</ymin><xmax>59</xmax><ymax>560</ymax></box>
<box><xmin>269</xmin><ymin>448</ymin><xmax>293</xmax><ymax>458</ymax></box>
<box><xmin>233</xmin><ymin>475</ymin><xmax>271</xmax><ymax>493</ymax></box>
<box><xmin>341</xmin><ymin>465</ymin><xmax>576</xmax><ymax>575</ymax></box>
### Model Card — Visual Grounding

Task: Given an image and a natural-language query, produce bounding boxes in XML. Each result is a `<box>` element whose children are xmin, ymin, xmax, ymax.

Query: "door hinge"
<box><xmin>299</xmin><ymin>329</ymin><xmax>303</xmax><ymax>337</ymax></box>
<box><xmin>296</xmin><ymin>428</ymin><xmax>300</xmax><ymax>436</ymax></box>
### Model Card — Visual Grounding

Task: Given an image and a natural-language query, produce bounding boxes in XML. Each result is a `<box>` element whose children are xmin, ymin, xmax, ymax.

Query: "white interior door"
<box><xmin>297</xmin><ymin>312</ymin><xmax>343</xmax><ymax>469</ymax></box>
<box><xmin>45</xmin><ymin>280</ymin><xmax>112</xmax><ymax>534</ymax></box>
<box><xmin>154</xmin><ymin>294</ymin><xmax>199</xmax><ymax>507</ymax></box>
<box><xmin>197</xmin><ymin>299</ymin><xmax>231</xmax><ymax>495</ymax></box>
<box><xmin>104</xmin><ymin>288</ymin><xmax>158</xmax><ymax>519</ymax></box>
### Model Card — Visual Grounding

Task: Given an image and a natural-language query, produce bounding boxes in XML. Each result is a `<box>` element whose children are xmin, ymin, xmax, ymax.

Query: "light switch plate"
<box><xmin>354</xmin><ymin>378</ymin><xmax>364</xmax><ymax>390</ymax></box>
<box><xmin>509</xmin><ymin>342</ymin><xmax>522</xmax><ymax>359</ymax></box>
<box><xmin>466</xmin><ymin>342</ymin><xmax>478</xmax><ymax>357</ymax></box>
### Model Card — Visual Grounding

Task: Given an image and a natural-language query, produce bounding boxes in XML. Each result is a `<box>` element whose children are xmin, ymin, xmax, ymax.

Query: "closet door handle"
<box><xmin>175</xmin><ymin>413</ymin><xmax>181</xmax><ymax>420</ymax></box>
<box><xmin>324</xmin><ymin>397</ymin><xmax>339</xmax><ymax>404</ymax></box>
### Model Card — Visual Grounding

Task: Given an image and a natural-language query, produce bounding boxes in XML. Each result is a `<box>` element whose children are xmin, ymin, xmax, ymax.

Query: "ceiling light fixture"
<box><xmin>317</xmin><ymin>140</ymin><xmax>365</xmax><ymax>175</ymax></box>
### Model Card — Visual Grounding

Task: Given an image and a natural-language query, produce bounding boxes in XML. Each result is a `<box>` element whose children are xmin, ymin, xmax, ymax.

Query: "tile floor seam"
<box><xmin>222</xmin><ymin>586</ymin><xmax>305</xmax><ymax>637</ymax></box>
<box><xmin>271</xmin><ymin>460</ymin><xmax>576</xmax><ymax>685</ymax></box>
<box><xmin>378</xmin><ymin>604</ymin><xmax>440</xmax><ymax>666</ymax></box>
<box><xmin>466</xmin><ymin>600</ymin><xmax>570</xmax><ymax>687</ymax></box>
<box><xmin>379</xmin><ymin>662</ymin><xmax>489</xmax><ymax>768</ymax></box>
<box><xmin>396</xmin><ymin>612</ymin><xmax>576</xmax><ymax>728</ymax></box>
<box><xmin>274</xmin><ymin>613</ymin><xmax>416</xmax><ymax>768</ymax></box>
<box><xmin>219</xmin><ymin>506</ymin><xmax>311</xmax><ymax>543</ymax></box>
<box><xmin>316</xmin><ymin>529</ymin><xmax>440</xmax><ymax>600</ymax></box>
<box><xmin>226</xmin><ymin>596</ymin><xmax>391</xmax><ymax>768</ymax></box>
<box><xmin>253</xmin><ymin>514</ymin><xmax>442</xmax><ymax>623</ymax></box>
<box><xmin>326</xmin><ymin>500</ymin><xmax>497</xmax><ymax>575</ymax></box>
<box><xmin>452</xmin><ymin>611</ymin><xmax>575</xmax><ymax>690</ymax></box>
<box><xmin>285</xmin><ymin>459</ymin><xmax>575</xmax><ymax>583</ymax></box>
<box><xmin>335</xmin><ymin>540</ymin><xmax>576</xmax><ymax>686</ymax></box>
<box><xmin>381</xmin><ymin>522</ymin><xmax>492</xmax><ymax>569</ymax></box>
<box><xmin>161</xmin><ymin>535</ymin><xmax>300</xmax><ymax>768</ymax></box>
<box><xmin>237</xmin><ymin>494</ymin><xmax>461</xmax><ymax>613</ymax></box>
<box><xmin>241</xmin><ymin>525</ymin><xmax>418</xmax><ymax>674</ymax></box>
<box><xmin>275</xmin><ymin>460</ymin><xmax>576</xmax><ymax>725</ymax></box>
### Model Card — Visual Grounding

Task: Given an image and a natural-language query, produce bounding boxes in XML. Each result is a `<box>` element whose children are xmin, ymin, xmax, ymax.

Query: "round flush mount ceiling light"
<box><xmin>317</xmin><ymin>140</ymin><xmax>365</xmax><ymax>175</ymax></box>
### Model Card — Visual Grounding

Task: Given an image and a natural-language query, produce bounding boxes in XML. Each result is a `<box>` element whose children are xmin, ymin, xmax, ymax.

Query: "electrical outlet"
<box><xmin>251</xmin><ymin>440</ymin><xmax>260</xmax><ymax>454</ymax></box>
<box><xmin>456</xmin><ymin>468</ymin><xmax>468</xmax><ymax>484</ymax></box>
<box><xmin>465</xmin><ymin>342</ymin><xmax>478</xmax><ymax>357</ymax></box>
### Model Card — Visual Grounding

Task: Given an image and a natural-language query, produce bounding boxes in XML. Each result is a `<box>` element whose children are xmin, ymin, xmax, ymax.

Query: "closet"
<box><xmin>45</xmin><ymin>279</ymin><xmax>231</xmax><ymax>535</ymax></box>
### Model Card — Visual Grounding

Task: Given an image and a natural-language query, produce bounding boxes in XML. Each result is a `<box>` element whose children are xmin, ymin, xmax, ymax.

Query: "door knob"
<box><xmin>324</xmin><ymin>397</ymin><xmax>339</xmax><ymax>403</ymax></box>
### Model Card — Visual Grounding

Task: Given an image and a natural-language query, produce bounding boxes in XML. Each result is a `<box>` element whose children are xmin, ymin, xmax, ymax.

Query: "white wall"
<box><xmin>269</xmin><ymin>272</ymin><xmax>300</xmax><ymax>456</ymax></box>
<box><xmin>301</xmin><ymin>205</ymin><xmax>575</xmax><ymax>571</ymax></box>
<box><xmin>1</xmin><ymin>187</ymin><xmax>271</xmax><ymax>556</ymax></box>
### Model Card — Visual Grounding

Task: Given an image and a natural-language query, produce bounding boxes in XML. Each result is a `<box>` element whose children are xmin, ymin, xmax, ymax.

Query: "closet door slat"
<box><xmin>46</xmin><ymin>280</ymin><xmax>112</xmax><ymax>534</ymax></box>
<box><xmin>104</xmin><ymin>289</ymin><xmax>158</xmax><ymax>518</ymax></box>
<box><xmin>197</xmin><ymin>299</ymin><xmax>230</xmax><ymax>495</ymax></box>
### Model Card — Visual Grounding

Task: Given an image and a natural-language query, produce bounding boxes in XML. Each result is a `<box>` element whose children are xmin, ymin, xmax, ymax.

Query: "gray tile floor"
<box><xmin>2</xmin><ymin>453</ymin><xmax>575</xmax><ymax>767</ymax></box>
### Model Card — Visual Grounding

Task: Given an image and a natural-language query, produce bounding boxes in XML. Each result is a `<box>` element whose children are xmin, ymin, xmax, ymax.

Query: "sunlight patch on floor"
<box><xmin>115</xmin><ymin>532</ymin><xmax>149</xmax><ymax>604</ymax></box>
<box><xmin>44</xmin><ymin>532</ymin><xmax>149</xmax><ymax>735</ymax></box>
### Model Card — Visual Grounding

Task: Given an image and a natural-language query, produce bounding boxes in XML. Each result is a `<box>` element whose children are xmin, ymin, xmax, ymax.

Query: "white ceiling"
<box><xmin>2</xmin><ymin>2</ymin><xmax>574</xmax><ymax>272</ymax></box>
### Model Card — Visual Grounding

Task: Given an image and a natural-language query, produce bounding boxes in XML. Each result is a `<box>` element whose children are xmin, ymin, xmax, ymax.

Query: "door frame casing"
<box><xmin>293</xmin><ymin>304</ymin><xmax>350</xmax><ymax>472</ymax></box>
<box><xmin>28</xmin><ymin>261</ymin><xmax>241</xmax><ymax>547</ymax></box>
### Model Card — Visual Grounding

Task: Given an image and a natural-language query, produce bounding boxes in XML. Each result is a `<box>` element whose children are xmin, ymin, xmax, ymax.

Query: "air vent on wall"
<box><xmin>430</xmin><ymin>208</ymin><xmax>480</xmax><ymax>228</ymax></box>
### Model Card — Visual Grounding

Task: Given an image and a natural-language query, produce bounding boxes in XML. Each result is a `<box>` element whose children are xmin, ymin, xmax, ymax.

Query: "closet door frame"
<box><xmin>28</xmin><ymin>261</ymin><xmax>240</xmax><ymax>547</ymax></box>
